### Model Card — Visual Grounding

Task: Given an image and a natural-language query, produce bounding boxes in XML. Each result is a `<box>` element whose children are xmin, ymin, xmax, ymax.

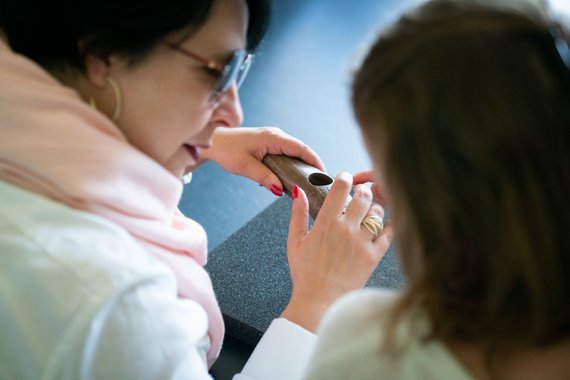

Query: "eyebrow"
<box><xmin>185</xmin><ymin>41</ymin><xmax>247</xmax><ymax>59</ymax></box>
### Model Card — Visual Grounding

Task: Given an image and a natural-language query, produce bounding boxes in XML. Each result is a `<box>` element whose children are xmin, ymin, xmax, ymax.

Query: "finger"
<box><xmin>293</xmin><ymin>144</ymin><xmax>326</xmax><ymax>173</ymax></box>
<box><xmin>287</xmin><ymin>185</ymin><xmax>309</xmax><ymax>249</ymax></box>
<box><xmin>353</xmin><ymin>170</ymin><xmax>387</xmax><ymax>206</ymax></box>
<box><xmin>352</xmin><ymin>170</ymin><xmax>375</xmax><ymax>185</ymax></box>
<box><xmin>344</xmin><ymin>184</ymin><xmax>374</xmax><ymax>224</ymax></box>
<box><xmin>370</xmin><ymin>183</ymin><xmax>386</xmax><ymax>206</ymax></box>
<box><xmin>373</xmin><ymin>219</ymin><xmax>394</xmax><ymax>255</ymax></box>
<box><xmin>263</xmin><ymin>130</ymin><xmax>326</xmax><ymax>172</ymax></box>
<box><xmin>367</xmin><ymin>202</ymin><xmax>385</xmax><ymax>221</ymax></box>
<box><xmin>360</xmin><ymin>204</ymin><xmax>385</xmax><ymax>240</ymax></box>
<box><xmin>318</xmin><ymin>172</ymin><xmax>353</xmax><ymax>220</ymax></box>
<box><xmin>244</xmin><ymin>159</ymin><xmax>285</xmax><ymax>196</ymax></box>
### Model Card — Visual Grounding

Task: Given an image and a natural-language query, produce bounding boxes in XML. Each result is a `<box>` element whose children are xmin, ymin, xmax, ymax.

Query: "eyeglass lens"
<box><xmin>210</xmin><ymin>50</ymin><xmax>253</xmax><ymax>102</ymax></box>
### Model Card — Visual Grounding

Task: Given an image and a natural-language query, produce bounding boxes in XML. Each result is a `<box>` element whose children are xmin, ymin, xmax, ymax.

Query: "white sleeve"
<box><xmin>75</xmin><ymin>275</ymin><xmax>316</xmax><ymax>380</ymax></box>
<box><xmin>77</xmin><ymin>274</ymin><xmax>214</xmax><ymax>380</ymax></box>
<box><xmin>233</xmin><ymin>318</ymin><xmax>317</xmax><ymax>380</ymax></box>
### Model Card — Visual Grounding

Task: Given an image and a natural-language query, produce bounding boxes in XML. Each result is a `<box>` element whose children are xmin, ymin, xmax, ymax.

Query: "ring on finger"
<box><xmin>361</xmin><ymin>215</ymin><xmax>384</xmax><ymax>239</ymax></box>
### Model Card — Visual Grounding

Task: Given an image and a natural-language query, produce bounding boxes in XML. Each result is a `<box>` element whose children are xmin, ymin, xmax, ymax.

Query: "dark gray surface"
<box><xmin>206</xmin><ymin>196</ymin><xmax>405</xmax><ymax>347</ymax></box>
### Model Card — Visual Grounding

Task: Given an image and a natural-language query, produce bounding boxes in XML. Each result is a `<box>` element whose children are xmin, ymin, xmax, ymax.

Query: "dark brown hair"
<box><xmin>0</xmin><ymin>0</ymin><xmax>269</xmax><ymax>70</ymax></box>
<box><xmin>353</xmin><ymin>0</ymin><xmax>570</xmax><ymax>359</ymax></box>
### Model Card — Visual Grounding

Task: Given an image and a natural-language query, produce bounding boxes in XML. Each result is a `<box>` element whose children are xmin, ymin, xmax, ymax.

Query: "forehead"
<box><xmin>180</xmin><ymin>0</ymin><xmax>249</xmax><ymax>54</ymax></box>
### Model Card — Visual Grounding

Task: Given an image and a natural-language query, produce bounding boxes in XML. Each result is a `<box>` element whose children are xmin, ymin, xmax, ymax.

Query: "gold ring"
<box><xmin>361</xmin><ymin>215</ymin><xmax>384</xmax><ymax>239</ymax></box>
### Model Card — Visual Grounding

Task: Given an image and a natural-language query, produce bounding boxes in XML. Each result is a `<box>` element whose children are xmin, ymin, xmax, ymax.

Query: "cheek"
<box><xmin>113</xmin><ymin>51</ymin><xmax>218</xmax><ymax>159</ymax></box>
<box><xmin>118</xmin><ymin>80</ymin><xmax>211</xmax><ymax>163</ymax></box>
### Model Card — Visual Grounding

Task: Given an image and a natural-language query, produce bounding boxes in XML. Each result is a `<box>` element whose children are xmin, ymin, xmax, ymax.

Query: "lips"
<box><xmin>183</xmin><ymin>144</ymin><xmax>200</xmax><ymax>161</ymax></box>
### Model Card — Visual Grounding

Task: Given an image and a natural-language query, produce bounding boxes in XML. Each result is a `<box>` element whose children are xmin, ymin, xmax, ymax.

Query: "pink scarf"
<box><xmin>0</xmin><ymin>40</ymin><xmax>224</xmax><ymax>366</ymax></box>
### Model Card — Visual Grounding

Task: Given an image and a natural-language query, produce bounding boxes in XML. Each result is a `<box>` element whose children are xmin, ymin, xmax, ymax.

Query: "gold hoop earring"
<box><xmin>106</xmin><ymin>76</ymin><xmax>123</xmax><ymax>121</ymax></box>
<box><xmin>89</xmin><ymin>95</ymin><xmax>97</xmax><ymax>109</ymax></box>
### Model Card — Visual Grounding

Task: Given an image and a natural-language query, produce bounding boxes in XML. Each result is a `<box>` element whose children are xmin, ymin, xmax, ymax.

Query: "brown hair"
<box><xmin>353</xmin><ymin>0</ymin><xmax>570</xmax><ymax>358</ymax></box>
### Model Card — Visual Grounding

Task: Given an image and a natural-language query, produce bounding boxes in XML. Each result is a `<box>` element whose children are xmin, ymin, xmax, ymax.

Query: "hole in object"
<box><xmin>308</xmin><ymin>172</ymin><xmax>334</xmax><ymax>186</ymax></box>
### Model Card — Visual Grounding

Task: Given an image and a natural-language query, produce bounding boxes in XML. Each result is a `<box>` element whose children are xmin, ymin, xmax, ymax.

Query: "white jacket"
<box><xmin>0</xmin><ymin>180</ymin><xmax>316</xmax><ymax>380</ymax></box>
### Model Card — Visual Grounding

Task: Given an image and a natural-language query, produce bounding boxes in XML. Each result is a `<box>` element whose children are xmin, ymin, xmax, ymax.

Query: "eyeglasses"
<box><xmin>163</xmin><ymin>41</ymin><xmax>254</xmax><ymax>104</ymax></box>
<box><xmin>551</xmin><ymin>23</ymin><xmax>570</xmax><ymax>70</ymax></box>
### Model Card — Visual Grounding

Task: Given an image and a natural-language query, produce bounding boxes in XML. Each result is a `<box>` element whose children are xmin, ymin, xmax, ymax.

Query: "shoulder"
<box><xmin>0</xmin><ymin>180</ymin><xmax>170</xmax><ymax>286</ymax></box>
<box><xmin>304</xmin><ymin>289</ymin><xmax>399</xmax><ymax>379</ymax></box>
<box><xmin>319</xmin><ymin>288</ymin><xmax>399</xmax><ymax>334</ymax></box>
<box><xmin>304</xmin><ymin>288</ymin><xmax>474</xmax><ymax>380</ymax></box>
<box><xmin>320</xmin><ymin>288</ymin><xmax>399</xmax><ymax>352</ymax></box>
<box><xmin>0</xmin><ymin>180</ymin><xmax>175</xmax><ymax>314</ymax></box>
<box><xmin>316</xmin><ymin>288</ymin><xmax>400</xmax><ymax>351</ymax></box>
<box><xmin>0</xmin><ymin>181</ymin><xmax>209</xmax><ymax>379</ymax></box>
<box><xmin>0</xmin><ymin>182</ymin><xmax>214</xmax><ymax>379</ymax></box>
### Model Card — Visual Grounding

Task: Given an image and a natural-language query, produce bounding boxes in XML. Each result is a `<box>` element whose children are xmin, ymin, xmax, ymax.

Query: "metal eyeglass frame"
<box><xmin>163</xmin><ymin>41</ymin><xmax>254</xmax><ymax>103</ymax></box>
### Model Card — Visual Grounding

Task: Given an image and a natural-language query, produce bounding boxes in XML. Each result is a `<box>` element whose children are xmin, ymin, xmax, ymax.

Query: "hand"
<box><xmin>281</xmin><ymin>172</ymin><xmax>393</xmax><ymax>332</ymax></box>
<box><xmin>200</xmin><ymin>127</ymin><xmax>325</xmax><ymax>195</ymax></box>
<box><xmin>353</xmin><ymin>169</ymin><xmax>386</xmax><ymax>206</ymax></box>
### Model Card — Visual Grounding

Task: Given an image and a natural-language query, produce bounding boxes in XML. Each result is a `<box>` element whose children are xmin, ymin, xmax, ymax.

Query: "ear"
<box><xmin>83</xmin><ymin>53</ymin><xmax>111</xmax><ymax>88</ymax></box>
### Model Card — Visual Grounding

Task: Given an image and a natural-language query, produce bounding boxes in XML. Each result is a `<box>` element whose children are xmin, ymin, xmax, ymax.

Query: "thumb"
<box><xmin>352</xmin><ymin>170</ymin><xmax>374</xmax><ymax>185</ymax></box>
<box><xmin>287</xmin><ymin>185</ymin><xmax>309</xmax><ymax>249</ymax></box>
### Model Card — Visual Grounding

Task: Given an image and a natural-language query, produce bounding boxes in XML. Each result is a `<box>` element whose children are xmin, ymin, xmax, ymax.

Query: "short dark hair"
<box><xmin>353</xmin><ymin>0</ymin><xmax>570</xmax><ymax>361</ymax></box>
<box><xmin>0</xmin><ymin>0</ymin><xmax>269</xmax><ymax>70</ymax></box>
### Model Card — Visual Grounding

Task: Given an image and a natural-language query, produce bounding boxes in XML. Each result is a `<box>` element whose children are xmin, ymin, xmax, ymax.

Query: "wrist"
<box><xmin>280</xmin><ymin>296</ymin><xmax>332</xmax><ymax>333</ymax></box>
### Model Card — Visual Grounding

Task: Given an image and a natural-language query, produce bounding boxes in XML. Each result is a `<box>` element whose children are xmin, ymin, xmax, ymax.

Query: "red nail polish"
<box><xmin>271</xmin><ymin>184</ymin><xmax>283</xmax><ymax>197</ymax></box>
<box><xmin>292</xmin><ymin>185</ymin><xmax>299</xmax><ymax>200</ymax></box>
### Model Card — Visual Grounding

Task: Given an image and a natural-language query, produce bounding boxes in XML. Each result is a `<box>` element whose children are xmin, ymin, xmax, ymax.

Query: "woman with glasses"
<box><xmin>303</xmin><ymin>0</ymin><xmax>570</xmax><ymax>379</ymax></box>
<box><xmin>0</xmin><ymin>0</ymin><xmax>393</xmax><ymax>379</ymax></box>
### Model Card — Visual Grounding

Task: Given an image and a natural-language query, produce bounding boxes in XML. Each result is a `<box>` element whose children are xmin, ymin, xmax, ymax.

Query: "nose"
<box><xmin>211</xmin><ymin>82</ymin><xmax>243</xmax><ymax>128</ymax></box>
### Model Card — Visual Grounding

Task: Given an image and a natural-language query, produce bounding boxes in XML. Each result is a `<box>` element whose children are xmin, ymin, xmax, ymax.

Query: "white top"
<box><xmin>303</xmin><ymin>289</ymin><xmax>474</xmax><ymax>380</ymax></box>
<box><xmin>0</xmin><ymin>180</ymin><xmax>316</xmax><ymax>380</ymax></box>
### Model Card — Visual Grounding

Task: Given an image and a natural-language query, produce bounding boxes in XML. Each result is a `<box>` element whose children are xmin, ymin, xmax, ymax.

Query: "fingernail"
<box><xmin>271</xmin><ymin>184</ymin><xmax>283</xmax><ymax>197</ymax></box>
<box><xmin>292</xmin><ymin>184</ymin><xmax>299</xmax><ymax>200</ymax></box>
